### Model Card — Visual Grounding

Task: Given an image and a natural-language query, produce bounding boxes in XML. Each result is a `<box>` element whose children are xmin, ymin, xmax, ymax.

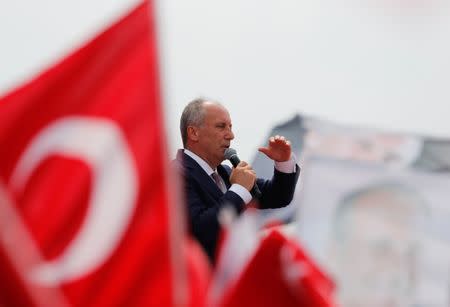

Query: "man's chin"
<box><xmin>217</xmin><ymin>155</ymin><xmax>226</xmax><ymax>165</ymax></box>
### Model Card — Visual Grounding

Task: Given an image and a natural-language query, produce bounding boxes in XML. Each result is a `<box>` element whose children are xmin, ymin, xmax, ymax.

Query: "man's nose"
<box><xmin>225</xmin><ymin>129</ymin><xmax>234</xmax><ymax>140</ymax></box>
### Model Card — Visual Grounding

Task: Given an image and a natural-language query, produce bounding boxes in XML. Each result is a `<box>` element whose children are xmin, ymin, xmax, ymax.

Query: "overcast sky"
<box><xmin>1</xmin><ymin>0</ymin><xmax>450</xmax><ymax>161</ymax></box>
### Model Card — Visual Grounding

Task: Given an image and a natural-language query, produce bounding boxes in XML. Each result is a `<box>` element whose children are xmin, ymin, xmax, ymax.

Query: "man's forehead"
<box><xmin>204</xmin><ymin>103</ymin><xmax>231</xmax><ymax>120</ymax></box>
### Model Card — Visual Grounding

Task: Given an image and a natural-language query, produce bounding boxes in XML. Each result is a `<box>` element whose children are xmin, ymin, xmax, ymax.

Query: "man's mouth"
<box><xmin>220</xmin><ymin>145</ymin><xmax>230</xmax><ymax>154</ymax></box>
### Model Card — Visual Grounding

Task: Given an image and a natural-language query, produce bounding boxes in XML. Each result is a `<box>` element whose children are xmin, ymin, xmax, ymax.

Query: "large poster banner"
<box><xmin>295</xmin><ymin>157</ymin><xmax>450</xmax><ymax>307</ymax></box>
<box><xmin>252</xmin><ymin>114</ymin><xmax>450</xmax><ymax>306</ymax></box>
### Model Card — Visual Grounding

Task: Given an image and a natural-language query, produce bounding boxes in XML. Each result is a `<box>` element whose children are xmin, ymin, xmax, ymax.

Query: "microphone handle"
<box><xmin>229</xmin><ymin>155</ymin><xmax>262</xmax><ymax>200</ymax></box>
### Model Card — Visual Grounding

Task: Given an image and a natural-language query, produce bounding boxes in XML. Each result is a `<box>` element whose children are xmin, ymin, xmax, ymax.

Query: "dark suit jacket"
<box><xmin>172</xmin><ymin>149</ymin><xmax>300</xmax><ymax>263</ymax></box>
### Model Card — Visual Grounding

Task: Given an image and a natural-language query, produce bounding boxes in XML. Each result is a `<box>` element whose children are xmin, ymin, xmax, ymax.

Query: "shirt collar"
<box><xmin>184</xmin><ymin>149</ymin><xmax>215</xmax><ymax>176</ymax></box>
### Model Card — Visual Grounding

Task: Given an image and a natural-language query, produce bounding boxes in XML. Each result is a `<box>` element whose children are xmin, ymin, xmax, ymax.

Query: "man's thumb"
<box><xmin>258</xmin><ymin>147</ymin><xmax>270</xmax><ymax>156</ymax></box>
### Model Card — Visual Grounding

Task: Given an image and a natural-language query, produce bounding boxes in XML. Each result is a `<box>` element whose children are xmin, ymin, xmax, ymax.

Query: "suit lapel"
<box><xmin>178</xmin><ymin>150</ymin><xmax>224</xmax><ymax>199</ymax></box>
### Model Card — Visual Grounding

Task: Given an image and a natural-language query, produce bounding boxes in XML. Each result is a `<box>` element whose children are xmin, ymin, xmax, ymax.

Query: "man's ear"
<box><xmin>187</xmin><ymin>126</ymin><xmax>199</xmax><ymax>142</ymax></box>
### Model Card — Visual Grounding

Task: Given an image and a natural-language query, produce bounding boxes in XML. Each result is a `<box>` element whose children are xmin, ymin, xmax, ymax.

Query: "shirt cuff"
<box><xmin>274</xmin><ymin>153</ymin><xmax>297</xmax><ymax>173</ymax></box>
<box><xmin>229</xmin><ymin>184</ymin><xmax>252</xmax><ymax>204</ymax></box>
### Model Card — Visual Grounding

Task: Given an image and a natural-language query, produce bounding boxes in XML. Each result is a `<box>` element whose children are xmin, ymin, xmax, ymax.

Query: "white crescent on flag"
<box><xmin>9</xmin><ymin>116</ymin><xmax>138</xmax><ymax>285</ymax></box>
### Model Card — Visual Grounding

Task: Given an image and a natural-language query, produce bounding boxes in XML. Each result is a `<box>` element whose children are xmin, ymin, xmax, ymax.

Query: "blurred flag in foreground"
<box><xmin>210</xmin><ymin>210</ymin><xmax>337</xmax><ymax>307</ymax></box>
<box><xmin>0</xmin><ymin>1</ymin><xmax>209</xmax><ymax>306</ymax></box>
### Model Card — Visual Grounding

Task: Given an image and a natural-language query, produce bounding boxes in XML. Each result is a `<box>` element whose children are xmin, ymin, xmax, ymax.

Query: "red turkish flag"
<box><xmin>219</xmin><ymin>230</ymin><xmax>337</xmax><ymax>307</ymax></box>
<box><xmin>0</xmin><ymin>1</ymin><xmax>209</xmax><ymax>306</ymax></box>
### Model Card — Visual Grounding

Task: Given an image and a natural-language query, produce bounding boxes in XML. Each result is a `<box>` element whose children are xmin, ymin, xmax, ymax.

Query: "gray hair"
<box><xmin>180</xmin><ymin>97</ymin><xmax>209</xmax><ymax>147</ymax></box>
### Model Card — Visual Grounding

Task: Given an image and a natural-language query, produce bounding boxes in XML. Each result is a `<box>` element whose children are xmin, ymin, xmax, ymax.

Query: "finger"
<box><xmin>258</xmin><ymin>147</ymin><xmax>270</xmax><ymax>155</ymax></box>
<box><xmin>243</xmin><ymin>164</ymin><xmax>254</xmax><ymax>171</ymax></box>
<box><xmin>274</xmin><ymin>135</ymin><xmax>280</xmax><ymax>140</ymax></box>
<box><xmin>279</xmin><ymin>136</ymin><xmax>286</xmax><ymax>142</ymax></box>
<box><xmin>238</xmin><ymin>161</ymin><xmax>248</xmax><ymax>167</ymax></box>
<box><xmin>269</xmin><ymin>137</ymin><xmax>275</xmax><ymax>143</ymax></box>
<box><xmin>246</xmin><ymin>169</ymin><xmax>257</xmax><ymax>178</ymax></box>
<box><xmin>286</xmin><ymin>140</ymin><xmax>291</xmax><ymax>146</ymax></box>
<box><xmin>259</xmin><ymin>148</ymin><xmax>276</xmax><ymax>159</ymax></box>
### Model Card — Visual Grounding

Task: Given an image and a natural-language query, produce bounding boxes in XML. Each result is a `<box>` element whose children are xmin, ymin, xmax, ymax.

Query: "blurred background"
<box><xmin>1</xmin><ymin>0</ymin><xmax>450</xmax><ymax>306</ymax></box>
<box><xmin>2</xmin><ymin>0</ymin><xmax>450</xmax><ymax>161</ymax></box>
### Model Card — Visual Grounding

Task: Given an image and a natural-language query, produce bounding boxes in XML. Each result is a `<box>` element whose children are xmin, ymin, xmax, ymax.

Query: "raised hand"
<box><xmin>258</xmin><ymin>135</ymin><xmax>292</xmax><ymax>162</ymax></box>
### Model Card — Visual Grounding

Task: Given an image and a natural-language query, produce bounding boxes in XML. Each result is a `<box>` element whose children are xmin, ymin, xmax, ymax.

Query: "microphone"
<box><xmin>224</xmin><ymin>148</ymin><xmax>262</xmax><ymax>199</ymax></box>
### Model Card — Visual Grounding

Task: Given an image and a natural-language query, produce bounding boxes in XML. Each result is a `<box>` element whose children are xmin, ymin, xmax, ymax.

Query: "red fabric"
<box><xmin>0</xmin><ymin>1</ymin><xmax>210</xmax><ymax>306</ymax></box>
<box><xmin>219</xmin><ymin>230</ymin><xmax>336</xmax><ymax>307</ymax></box>
<box><xmin>185</xmin><ymin>239</ymin><xmax>212</xmax><ymax>307</ymax></box>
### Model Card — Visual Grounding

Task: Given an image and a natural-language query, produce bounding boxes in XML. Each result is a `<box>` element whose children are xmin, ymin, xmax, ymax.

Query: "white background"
<box><xmin>1</xmin><ymin>0</ymin><xmax>450</xmax><ymax>161</ymax></box>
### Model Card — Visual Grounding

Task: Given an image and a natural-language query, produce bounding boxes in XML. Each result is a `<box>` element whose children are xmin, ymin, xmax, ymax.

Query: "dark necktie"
<box><xmin>211</xmin><ymin>171</ymin><xmax>227</xmax><ymax>193</ymax></box>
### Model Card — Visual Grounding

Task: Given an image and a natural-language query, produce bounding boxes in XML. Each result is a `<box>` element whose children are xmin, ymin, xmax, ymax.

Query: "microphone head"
<box><xmin>224</xmin><ymin>147</ymin><xmax>237</xmax><ymax>160</ymax></box>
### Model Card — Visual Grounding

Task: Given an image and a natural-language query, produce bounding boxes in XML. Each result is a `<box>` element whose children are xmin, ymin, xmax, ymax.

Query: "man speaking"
<box><xmin>172</xmin><ymin>98</ymin><xmax>300</xmax><ymax>263</ymax></box>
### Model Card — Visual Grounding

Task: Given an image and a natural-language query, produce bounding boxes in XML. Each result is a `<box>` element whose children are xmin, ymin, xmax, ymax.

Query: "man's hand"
<box><xmin>258</xmin><ymin>135</ymin><xmax>292</xmax><ymax>162</ymax></box>
<box><xmin>229</xmin><ymin>161</ymin><xmax>256</xmax><ymax>191</ymax></box>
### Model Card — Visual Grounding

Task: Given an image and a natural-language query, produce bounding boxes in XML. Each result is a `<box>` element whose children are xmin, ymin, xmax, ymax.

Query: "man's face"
<box><xmin>193</xmin><ymin>103</ymin><xmax>234</xmax><ymax>168</ymax></box>
<box><xmin>335</xmin><ymin>192</ymin><xmax>418</xmax><ymax>307</ymax></box>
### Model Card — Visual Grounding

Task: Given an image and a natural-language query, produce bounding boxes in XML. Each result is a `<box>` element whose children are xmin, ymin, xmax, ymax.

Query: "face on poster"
<box><xmin>293</xmin><ymin>157</ymin><xmax>450</xmax><ymax>307</ymax></box>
